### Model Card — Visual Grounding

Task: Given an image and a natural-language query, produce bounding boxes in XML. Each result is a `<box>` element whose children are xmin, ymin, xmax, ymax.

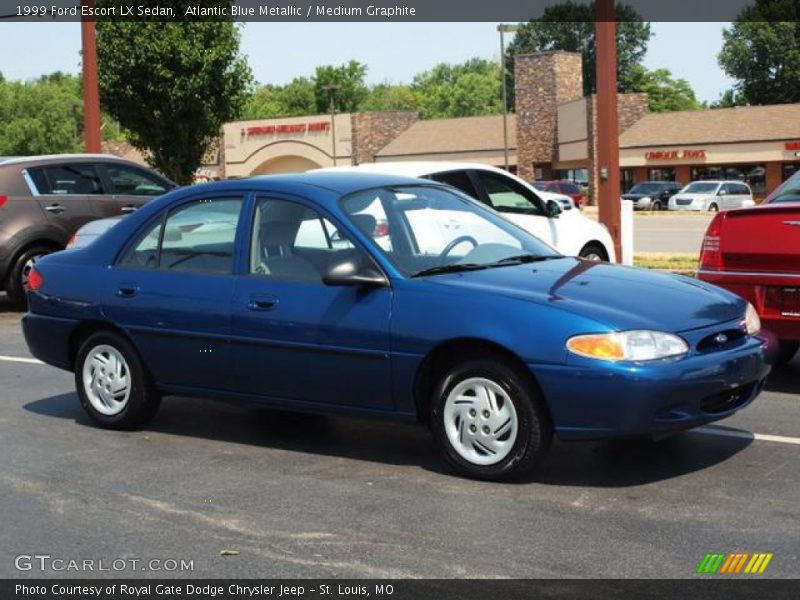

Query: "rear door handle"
<box><xmin>248</xmin><ymin>296</ymin><xmax>278</xmax><ymax>311</ymax></box>
<box><xmin>116</xmin><ymin>284</ymin><xmax>139</xmax><ymax>298</ymax></box>
<box><xmin>45</xmin><ymin>204</ymin><xmax>65</xmax><ymax>214</ymax></box>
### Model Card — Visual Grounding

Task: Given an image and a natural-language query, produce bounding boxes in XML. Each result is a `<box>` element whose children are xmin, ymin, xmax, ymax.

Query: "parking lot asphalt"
<box><xmin>585</xmin><ymin>212</ymin><xmax>714</xmax><ymax>254</ymax></box>
<box><xmin>0</xmin><ymin>297</ymin><xmax>798</xmax><ymax>579</ymax></box>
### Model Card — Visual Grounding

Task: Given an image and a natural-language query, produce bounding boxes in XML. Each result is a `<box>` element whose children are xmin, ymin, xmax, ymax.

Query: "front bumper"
<box><xmin>532</xmin><ymin>329</ymin><xmax>774</xmax><ymax>441</ymax></box>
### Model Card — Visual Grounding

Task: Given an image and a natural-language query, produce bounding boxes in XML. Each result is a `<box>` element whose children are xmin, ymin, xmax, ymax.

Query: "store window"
<box><xmin>620</xmin><ymin>169</ymin><xmax>635</xmax><ymax>193</ymax></box>
<box><xmin>648</xmin><ymin>168</ymin><xmax>676</xmax><ymax>182</ymax></box>
<box><xmin>783</xmin><ymin>163</ymin><xmax>799</xmax><ymax>181</ymax></box>
<box><xmin>691</xmin><ymin>164</ymin><xmax>766</xmax><ymax>196</ymax></box>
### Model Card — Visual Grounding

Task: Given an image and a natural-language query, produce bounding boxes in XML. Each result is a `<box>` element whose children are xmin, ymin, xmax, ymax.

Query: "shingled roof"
<box><xmin>376</xmin><ymin>114</ymin><xmax>516</xmax><ymax>157</ymax></box>
<box><xmin>619</xmin><ymin>103</ymin><xmax>800</xmax><ymax>148</ymax></box>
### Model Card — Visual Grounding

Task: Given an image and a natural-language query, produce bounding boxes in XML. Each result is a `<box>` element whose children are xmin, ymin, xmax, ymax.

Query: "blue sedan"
<box><xmin>22</xmin><ymin>173</ymin><xmax>773</xmax><ymax>480</ymax></box>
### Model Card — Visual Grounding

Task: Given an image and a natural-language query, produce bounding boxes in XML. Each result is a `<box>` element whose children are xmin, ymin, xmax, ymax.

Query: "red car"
<box><xmin>532</xmin><ymin>180</ymin><xmax>585</xmax><ymax>207</ymax></box>
<box><xmin>697</xmin><ymin>170</ymin><xmax>800</xmax><ymax>364</ymax></box>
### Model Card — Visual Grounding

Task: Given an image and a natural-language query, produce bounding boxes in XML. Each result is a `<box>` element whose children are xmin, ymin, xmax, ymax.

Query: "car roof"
<box><xmin>0</xmin><ymin>153</ymin><xmax>140</xmax><ymax>167</ymax></box>
<box><xmin>317</xmin><ymin>161</ymin><xmax>517</xmax><ymax>178</ymax></box>
<box><xmin>688</xmin><ymin>180</ymin><xmax>747</xmax><ymax>185</ymax></box>
<box><xmin>215</xmin><ymin>171</ymin><xmax>428</xmax><ymax>197</ymax></box>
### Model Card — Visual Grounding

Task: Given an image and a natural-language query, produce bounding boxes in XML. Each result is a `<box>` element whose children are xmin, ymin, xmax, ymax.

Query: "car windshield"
<box><xmin>769</xmin><ymin>171</ymin><xmax>800</xmax><ymax>204</ymax></box>
<box><xmin>340</xmin><ymin>185</ymin><xmax>559</xmax><ymax>277</ymax></box>
<box><xmin>683</xmin><ymin>182</ymin><xmax>719</xmax><ymax>193</ymax></box>
<box><xmin>629</xmin><ymin>183</ymin><xmax>663</xmax><ymax>194</ymax></box>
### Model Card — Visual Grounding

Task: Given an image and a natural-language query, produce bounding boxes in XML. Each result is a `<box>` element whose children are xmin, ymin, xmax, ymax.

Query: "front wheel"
<box><xmin>651</xmin><ymin>200</ymin><xmax>662</xmax><ymax>211</ymax></box>
<box><xmin>708</xmin><ymin>203</ymin><xmax>719</xmax><ymax>212</ymax></box>
<box><xmin>75</xmin><ymin>331</ymin><xmax>161</xmax><ymax>430</ymax></box>
<box><xmin>431</xmin><ymin>358</ymin><xmax>552</xmax><ymax>481</ymax></box>
<box><xmin>578</xmin><ymin>242</ymin><xmax>608</xmax><ymax>262</ymax></box>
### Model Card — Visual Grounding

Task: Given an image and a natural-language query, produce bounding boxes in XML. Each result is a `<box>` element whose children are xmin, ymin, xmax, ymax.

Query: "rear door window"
<box><xmin>39</xmin><ymin>164</ymin><xmax>105</xmax><ymax>195</ymax></box>
<box><xmin>428</xmin><ymin>170</ymin><xmax>478</xmax><ymax>199</ymax></box>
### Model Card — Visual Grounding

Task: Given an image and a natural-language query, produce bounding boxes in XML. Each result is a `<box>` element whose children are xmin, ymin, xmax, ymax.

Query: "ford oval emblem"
<box><xmin>714</xmin><ymin>333</ymin><xmax>729</xmax><ymax>345</ymax></box>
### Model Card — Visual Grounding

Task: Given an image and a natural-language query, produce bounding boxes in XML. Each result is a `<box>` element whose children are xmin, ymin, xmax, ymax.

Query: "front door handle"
<box><xmin>120</xmin><ymin>205</ymin><xmax>137</xmax><ymax>213</ymax></box>
<box><xmin>116</xmin><ymin>285</ymin><xmax>139</xmax><ymax>298</ymax></box>
<box><xmin>248</xmin><ymin>296</ymin><xmax>278</xmax><ymax>311</ymax></box>
<box><xmin>45</xmin><ymin>204</ymin><xmax>65</xmax><ymax>214</ymax></box>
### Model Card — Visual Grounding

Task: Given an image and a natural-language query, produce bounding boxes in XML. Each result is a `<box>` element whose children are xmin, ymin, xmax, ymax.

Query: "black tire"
<box><xmin>708</xmin><ymin>203</ymin><xmax>719</xmax><ymax>212</ymax></box>
<box><xmin>578</xmin><ymin>242</ymin><xmax>609</xmax><ymax>262</ymax></box>
<box><xmin>651</xmin><ymin>200</ymin><xmax>662</xmax><ymax>211</ymax></box>
<box><xmin>775</xmin><ymin>341</ymin><xmax>799</xmax><ymax>367</ymax></box>
<box><xmin>5</xmin><ymin>244</ymin><xmax>55</xmax><ymax>308</ymax></box>
<box><xmin>74</xmin><ymin>331</ymin><xmax>161</xmax><ymax>430</ymax></box>
<box><xmin>430</xmin><ymin>358</ymin><xmax>552</xmax><ymax>481</ymax></box>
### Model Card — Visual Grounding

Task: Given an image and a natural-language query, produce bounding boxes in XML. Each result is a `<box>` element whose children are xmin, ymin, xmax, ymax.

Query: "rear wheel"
<box><xmin>75</xmin><ymin>331</ymin><xmax>161</xmax><ymax>429</ymax></box>
<box><xmin>578</xmin><ymin>242</ymin><xmax>608</xmax><ymax>262</ymax></box>
<box><xmin>5</xmin><ymin>245</ymin><xmax>54</xmax><ymax>308</ymax></box>
<box><xmin>431</xmin><ymin>358</ymin><xmax>552</xmax><ymax>481</ymax></box>
<box><xmin>708</xmin><ymin>203</ymin><xmax>719</xmax><ymax>212</ymax></box>
<box><xmin>776</xmin><ymin>341</ymin><xmax>799</xmax><ymax>367</ymax></box>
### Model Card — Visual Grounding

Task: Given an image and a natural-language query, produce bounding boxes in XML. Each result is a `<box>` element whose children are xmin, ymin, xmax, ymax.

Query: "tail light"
<box><xmin>0</xmin><ymin>195</ymin><xmax>7</xmax><ymax>208</ymax></box>
<box><xmin>374</xmin><ymin>218</ymin><xmax>389</xmax><ymax>237</ymax></box>
<box><xmin>699</xmin><ymin>212</ymin><xmax>727</xmax><ymax>271</ymax></box>
<box><xmin>26</xmin><ymin>267</ymin><xmax>44</xmax><ymax>292</ymax></box>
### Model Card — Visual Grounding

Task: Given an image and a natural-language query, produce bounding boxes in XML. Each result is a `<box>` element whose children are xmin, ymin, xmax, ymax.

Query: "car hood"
<box><xmin>621</xmin><ymin>193</ymin><xmax>651</xmax><ymax>200</ymax></box>
<box><xmin>423</xmin><ymin>258</ymin><xmax>745</xmax><ymax>333</ymax></box>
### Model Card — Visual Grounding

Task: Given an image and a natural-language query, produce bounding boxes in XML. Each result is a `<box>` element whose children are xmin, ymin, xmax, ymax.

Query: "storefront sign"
<box><xmin>243</xmin><ymin>121</ymin><xmax>330</xmax><ymax>137</ymax></box>
<box><xmin>785</xmin><ymin>141</ymin><xmax>800</xmax><ymax>151</ymax></box>
<box><xmin>645</xmin><ymin>149</ymin><xmax>706</xmax><ymax>161</ymax></box>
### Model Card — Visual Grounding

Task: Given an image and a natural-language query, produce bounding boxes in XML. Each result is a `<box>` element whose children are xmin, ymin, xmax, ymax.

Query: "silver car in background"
<box><xmin>668</xmin><ymin>180</ymin><xmax>755</xmax><ymax>212</ymax></box>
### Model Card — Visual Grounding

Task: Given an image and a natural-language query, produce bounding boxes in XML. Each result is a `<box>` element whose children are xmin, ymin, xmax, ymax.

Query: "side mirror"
<box><xmin>545</xmin><ymin>199</ymin><xmax>563</xmax><ymax>218</ymax></box>
<box><xmin>322</xmin><ymin>259</ymin><xmax>387</xmax><ymax>287</ymax></box>
<box><xmin>718</xmin><ymin>189</ymin><xmax>727</xmax><ymax>196</ymax></box>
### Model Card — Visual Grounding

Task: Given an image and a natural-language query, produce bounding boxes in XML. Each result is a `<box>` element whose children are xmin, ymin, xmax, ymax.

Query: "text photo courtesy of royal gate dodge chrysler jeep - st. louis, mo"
<box><xmin>0</xmin><ymin>1</ymin><xmax>799</xmax><ymax>598</ymax></box>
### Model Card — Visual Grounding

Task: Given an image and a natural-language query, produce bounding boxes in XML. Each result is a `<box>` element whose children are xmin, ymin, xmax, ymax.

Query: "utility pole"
<box><xmin>81</xmin><ymin>0</ymin><xmax>102</xmax><ymax>153</ymax></box>
<box><xmin>497</xmin><ymin>23</ymin><xmax>518</xmax><ymax>171</ymax></box>
<box><xmin>595</xmin><ymin>0</ymin><xmax>622</xmax><ymax>262</ymax></box>
<box><xmin>322</xmin><ymin>84</ymin><xmax>340</xmax><ymax>166</ymax></box>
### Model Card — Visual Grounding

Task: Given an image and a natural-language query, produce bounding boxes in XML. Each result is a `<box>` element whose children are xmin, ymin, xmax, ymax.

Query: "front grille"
<box><xmin>700</xmin><ymin>381</ymin><xmax>757</xmax><ymax>415</ymax></box>
<box><xmin>675</xmin><ymin>198</ymin><xmax>693</xmax><ymax>206</ymax></box>
<box><xmin>696</xmin><ymin>328</ymin><xmax>745</xmax><ymax>353</ymax></box>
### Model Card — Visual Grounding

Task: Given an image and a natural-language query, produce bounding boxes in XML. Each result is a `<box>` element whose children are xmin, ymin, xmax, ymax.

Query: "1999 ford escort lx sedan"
<box><xmin>22</xmin><ymin>173</ymin><xmax>773</xmax><ymax>480</ymax></box>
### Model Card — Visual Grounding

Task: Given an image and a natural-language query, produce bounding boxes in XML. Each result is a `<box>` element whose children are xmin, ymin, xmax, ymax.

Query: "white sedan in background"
<box><xmin>317</xmin><ymin>161</ymin><xmax>615</xmax><ymax>261</ymax></box>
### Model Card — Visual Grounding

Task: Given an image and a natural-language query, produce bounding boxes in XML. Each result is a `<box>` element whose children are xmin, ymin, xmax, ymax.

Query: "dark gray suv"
<box><xmin>0</xmin><ymin>154</ymin><xmax>175</xmax><ymax>306</ymax></box>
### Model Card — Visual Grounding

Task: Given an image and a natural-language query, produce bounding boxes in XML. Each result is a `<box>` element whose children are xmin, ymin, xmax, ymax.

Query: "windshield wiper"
<box><xmin>491</xmin><ymin>254</ymin><xmax>562</xmax><ymax>265</ymax></box>
<box><xmin>411</xmin><ymin>263</ymin><xmax>488</xmax><ymax>278</ymax></box>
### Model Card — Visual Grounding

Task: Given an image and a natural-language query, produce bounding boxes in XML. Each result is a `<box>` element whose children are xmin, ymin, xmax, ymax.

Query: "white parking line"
<box><xmin>693</xmin><ymin>426</ymin><xmax>800</xmax><ymax>446</ymax></box>
<box><xmin>0</xmin><ymin>354</ymin><xmax>44</xmax><ymax>365</ymax></box>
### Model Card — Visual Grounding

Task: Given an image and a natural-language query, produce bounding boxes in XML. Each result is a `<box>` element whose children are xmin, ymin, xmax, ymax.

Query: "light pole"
<box><xmin>497</xmin><ymin>23</ymin><xmax>518</xmax><ymax>171</ymax></box>
<box><xmin>322</xmin><ymin>84</ymin><xmax>340</xmax><ymax>166</ymax></box>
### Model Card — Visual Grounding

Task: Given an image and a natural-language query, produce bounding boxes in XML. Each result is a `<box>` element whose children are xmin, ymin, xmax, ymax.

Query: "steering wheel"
<box><xmin>439</xmin><ymin>235</ymin><xmax>478</xmax><ymax>258</ymax></box>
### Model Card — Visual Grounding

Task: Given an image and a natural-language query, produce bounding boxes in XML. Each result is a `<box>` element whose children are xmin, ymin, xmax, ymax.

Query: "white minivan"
<box><xmin>668</xmin><ymin>180</ymin><xmax>755</xmax><ymax>212</ymax></box>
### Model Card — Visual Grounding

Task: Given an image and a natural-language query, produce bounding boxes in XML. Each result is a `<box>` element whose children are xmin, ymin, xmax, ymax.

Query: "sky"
<box><xmin>0</xmin><ymin>21</ymin><xmax>734</xmax><ymax>104</ymax></box>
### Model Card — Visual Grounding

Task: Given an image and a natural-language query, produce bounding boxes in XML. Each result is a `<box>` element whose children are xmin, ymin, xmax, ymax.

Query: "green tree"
<box><xmin>622</xmin><ymin>65</ymin><xmax>702</xmax><ymax>112</ymax></box>
<box><xmin>718</xmin><ymin>1</ymin><xmax>800</xmax><ymax>105</ymax></box>
<box><xmin>243</xmin><ymin>77</ymin><xmax>316</xmax><ymax>119</ymax></box>
<box><xmin>361</xmin><ymin>83</ymin><xmax>420</xmax><ymax>112</ymax></box>
<box><xmin>96</xmin><ymin>0</ymin><xmax>252</xmax><ymax>183</ymax></box>
<box><xmin>313</xmin><ymin>60</ymin><xmax>369</xmax><ymax>113</ymax></box>
<box><xmin>710</xmin><ymin>89</ymin><xmax>746</xmax><ymax>109</ymax></box>
<box><xmin>411</xmin><ymin>59</ymin><xmax>503</xmax><ymax>119</ymax></box>
<box><xmin>0</xmin><ymin>74</ymin><xmax>83</xmax><ymax>155</ymax></box>
<box><xmin>506</xmin><ymin>1</ymin><xmax>651</xmax><ymax>103</ymax></box>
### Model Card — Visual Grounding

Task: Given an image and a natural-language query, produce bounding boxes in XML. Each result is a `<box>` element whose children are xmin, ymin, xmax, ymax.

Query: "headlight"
<box><xmin>744</xmin><ymin>302</ymin><xmax>761</xmax><ymax>335</ymax></box>
<box><xmin>567</xmin><ymin>330</ymin><xmax>689</xmax><ymax>362</ymax></box>
<box><xmin>640</xmin><ymin>196</ymin><xmax>651</xmax><ymax>203</ymax></box>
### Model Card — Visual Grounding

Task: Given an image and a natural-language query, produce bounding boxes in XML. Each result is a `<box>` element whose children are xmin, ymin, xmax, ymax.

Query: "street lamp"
<box><xmin>497</xmin><ymin>23</ymin><xmax>518</xmax><ymax>171</ymax></box>
<box><xmin>322</xmin><ymin>84</ymin><xmax>340</xmax><ymax>166</ymax></box>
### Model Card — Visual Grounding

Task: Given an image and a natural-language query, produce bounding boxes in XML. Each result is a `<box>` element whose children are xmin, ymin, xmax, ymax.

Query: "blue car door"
<box><xmin>104</xmin><ymin>195</ymin><xmax>245</xmax><ymax>390</ymax></box>
<box><xmin>229</xmin><ymin>195</ymin><xmax>393</xmax><ymax>411</ymax></box>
